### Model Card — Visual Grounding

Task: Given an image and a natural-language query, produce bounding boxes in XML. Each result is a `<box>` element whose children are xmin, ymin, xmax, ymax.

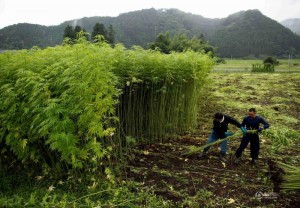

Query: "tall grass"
<box><xmin>0</xmin><ymin>39</ymin><xmax>213</xmax><ymax>173</ymax></box>
<box><xmin>115</xmin><ymin>47</ymin><xmax>212</xmax><ymax>143</ymax></box>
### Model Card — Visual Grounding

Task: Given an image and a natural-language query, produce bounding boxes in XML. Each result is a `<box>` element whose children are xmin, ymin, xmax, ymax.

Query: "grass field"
<box><xmin>213</xmin><ymin>59</ymin><xmax>300</xmax><ymax>72</ymax></box>
<box><xmin>1</xmin><ymin>72</ymin><xmax>299</xmax><ymax>207</ymax></box>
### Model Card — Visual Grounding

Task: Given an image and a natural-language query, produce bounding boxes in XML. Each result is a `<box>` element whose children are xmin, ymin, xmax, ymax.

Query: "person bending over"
<box><xmin>199</xmin><ymin>112</ymin><xmax>247</xmax><ymax>161</ymax></box>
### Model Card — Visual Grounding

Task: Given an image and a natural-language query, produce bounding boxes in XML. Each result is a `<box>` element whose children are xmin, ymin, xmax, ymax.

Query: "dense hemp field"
<box><xmin>0</xmin><ymin>37</ymin><xmax>299</xmax><ymax>206</ymax></box>
<box><xmin>0</xmin><ymin>38</ymin><xmax>212</xmax><ymax>170</ymax></box>
<box><xmin>0</xmin><ymin>38</ymin><xmax>211</xmax><ymax>207</ymax></box>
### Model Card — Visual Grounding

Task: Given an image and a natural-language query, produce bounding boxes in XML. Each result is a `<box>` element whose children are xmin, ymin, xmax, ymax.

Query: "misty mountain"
<box><xmin>209</xmin><ymin>10</ymin><xmax>300</xmax><ymax>57</ymax></box>
<box><xmin>0</xmin><ymin>8</ymin><xmax>299</xmax><ymax>58</ymax></box>
<box><xmin>281</xmin><ymin>18</ymin><xmax>300</xmax><ymax>35</ymax></box>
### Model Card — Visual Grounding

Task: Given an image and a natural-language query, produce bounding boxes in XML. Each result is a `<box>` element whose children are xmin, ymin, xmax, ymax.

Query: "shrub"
<box><xmin>263</xmin><ymin>56</ymin><xmax>279</xmax><ymax>66</ymax></box>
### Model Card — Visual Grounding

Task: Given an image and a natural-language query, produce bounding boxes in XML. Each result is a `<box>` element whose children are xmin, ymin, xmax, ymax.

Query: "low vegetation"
<box><xmin>214</xmin><ymin>58</ymin><xmax>300</xmax><ymax>72</ymax></box>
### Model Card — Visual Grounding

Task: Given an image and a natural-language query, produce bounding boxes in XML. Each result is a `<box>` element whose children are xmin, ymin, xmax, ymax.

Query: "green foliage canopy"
<box><xmin>263</xmin><ymin>56</ymin><xmax>279</xmax><ymax>65</ymax></box>
<box><xmin>91</xmin><ymin>23</ymin><xmax>115</xmax><ymax>44</ymax></box>
<box><xmin>149</xmin><ymin>32</ymin><xmax>215</xmax><ymax>56</ymax></box>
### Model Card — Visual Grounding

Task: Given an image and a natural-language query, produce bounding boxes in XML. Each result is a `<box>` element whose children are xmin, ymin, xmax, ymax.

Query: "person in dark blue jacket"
<box><xmin>199</xmin><ymin>112</ymin><xmax>247</xmax><ymax>161</ymax></box>
<box><xmin>235</xmin><ymin>108</ymin><xmax>270</xmax><ymax>164</ymax></box>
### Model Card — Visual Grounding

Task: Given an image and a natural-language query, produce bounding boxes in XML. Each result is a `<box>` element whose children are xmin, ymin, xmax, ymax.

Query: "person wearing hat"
<box><xmin>199</xmin><ymin>112</ymin><xmax>247</xmax><ymax>161</ymax></box>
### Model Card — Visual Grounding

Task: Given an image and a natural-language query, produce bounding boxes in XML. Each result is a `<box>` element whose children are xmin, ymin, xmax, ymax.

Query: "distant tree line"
<box><xmin>63</xmin><ymin>23</ymin><xmax>115</xmax><ymax>45</ymax></box>
<box><xmin>149</xmin><ymin>32</ymin><xmax>215</xmax><ymax>56</ymax></box>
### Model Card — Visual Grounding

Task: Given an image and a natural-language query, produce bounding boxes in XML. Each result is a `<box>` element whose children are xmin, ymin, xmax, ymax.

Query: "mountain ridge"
<box><xmin>0</xmin><ymin>8</ymin><xmax>299</xmax><ymax>58</ymax></box>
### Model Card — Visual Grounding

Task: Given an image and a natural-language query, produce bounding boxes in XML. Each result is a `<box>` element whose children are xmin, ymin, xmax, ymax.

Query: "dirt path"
<box><xmin>125</xmin><ymin>138</ymin><xmax>287</xmax><ymax>207</ymax></box>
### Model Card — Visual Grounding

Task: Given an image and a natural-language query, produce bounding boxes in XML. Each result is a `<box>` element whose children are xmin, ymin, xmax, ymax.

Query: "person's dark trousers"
<box><xmin>235</xmin><ymin>134</ymin><xmax>260</xmax><ymax>160</ymax></box>
<box><xmin>203</xmin><ymin>130</ymin><xmax>228</xmax><ymax>156</ymax></box>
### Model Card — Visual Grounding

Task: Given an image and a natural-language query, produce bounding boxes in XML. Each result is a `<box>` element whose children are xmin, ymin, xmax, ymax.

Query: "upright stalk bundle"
<box><xmin>115</xmin><ymin>47</ymin><xmax>213</xmax><ymax>143</ymax></box>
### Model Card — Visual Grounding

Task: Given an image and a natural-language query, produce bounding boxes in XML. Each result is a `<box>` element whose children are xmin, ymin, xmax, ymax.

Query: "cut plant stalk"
<box><xmin>277</xmin><ymin>162</ymin><xmax>300</xmax><ymax>191</ymax></box>
<box><xmin>181</xmin><ymin>130</ymin><xmax>257</xmax><ymax>156</ymax></box>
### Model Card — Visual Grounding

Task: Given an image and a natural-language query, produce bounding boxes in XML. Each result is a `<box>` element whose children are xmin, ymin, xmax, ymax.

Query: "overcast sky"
<box><xmin>0</xmin><ymin>0</ymin><xmax>300</xmax><ymax>29</ymax></box>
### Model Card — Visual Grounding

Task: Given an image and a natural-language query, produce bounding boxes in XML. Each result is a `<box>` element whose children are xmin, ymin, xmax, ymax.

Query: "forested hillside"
<box><xmin>1</xmin><ymin>8</ymin><xmax>300</xmax><ymax>57</ymax></box>
<box><xmin>209</xmin><ymin>10</ymin><xmax>300</xmax><ymax>57</ymax></box>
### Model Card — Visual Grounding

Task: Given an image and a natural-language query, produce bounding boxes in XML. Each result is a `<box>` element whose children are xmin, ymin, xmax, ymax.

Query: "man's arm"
<box><xmin>241</xmin><ymin>117</ymin><xmax>246</xmax><ymax>127</ymax></box>
<box><xmin>226</xmin><ymin>115</ymin><xmax>242</xmax><ymax>128</ymax></box>
<box><xmin>260</xmin><ymin>117</ymin><xmax>270</xmax><ymax>129</ymax></box>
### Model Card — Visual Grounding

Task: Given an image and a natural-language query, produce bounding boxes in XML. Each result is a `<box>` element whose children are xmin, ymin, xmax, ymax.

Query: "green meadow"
<box><xmin>213</xmin><ymin>59</ymin><xmax>300</xmax><ymax>72</ymax></box>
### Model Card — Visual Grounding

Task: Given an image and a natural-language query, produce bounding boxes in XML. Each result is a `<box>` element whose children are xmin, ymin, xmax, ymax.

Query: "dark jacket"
<box><xmin>213</xmin><ymin>115</ymin><xmax>242</xmax><ymax>137</ymax></box>
<box><xmin>242</xmin><ymin>115</ymin><xmax>269</xmax><ymax>131</ymax></box>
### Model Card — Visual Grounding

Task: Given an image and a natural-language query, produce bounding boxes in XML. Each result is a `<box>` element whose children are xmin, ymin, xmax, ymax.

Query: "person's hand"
<box><xmin>225</xmin><ymin>132</ymin><xmax>234</xmax><ymax>137</ymax></box>
<box><xmin>257</xmin><ymin>128</ymin><xmax>263</xmax><ymax>132</ymax></box>
<box><xmin>240</xmin><ymin>127</ymin><xmax>247</xmax><ymax>135</ymax></box>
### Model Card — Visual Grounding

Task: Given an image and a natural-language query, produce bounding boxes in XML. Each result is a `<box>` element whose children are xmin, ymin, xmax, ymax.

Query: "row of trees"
<box><xmin>63</xmin><ymin>23</ymin><xmax>115</xmax><ymax>44</ymax></box>
<box><xmin>63</xmin><ymin>24</ymin><xmax>216</xmax><ymax>57</ymax></box>
<box><xmin>149</xmin><ymin>32</ymin><xmax>215</xmax><ymax>56</ymax></box>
